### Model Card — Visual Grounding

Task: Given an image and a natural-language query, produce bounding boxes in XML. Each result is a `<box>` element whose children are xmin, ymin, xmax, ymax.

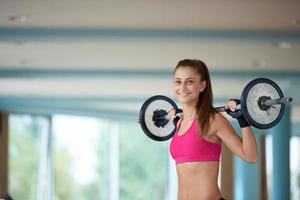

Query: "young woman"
<box><xmin>169</xmin><ymin>59</ymin><xmax>258</xmax><ymax>200</ymax></box>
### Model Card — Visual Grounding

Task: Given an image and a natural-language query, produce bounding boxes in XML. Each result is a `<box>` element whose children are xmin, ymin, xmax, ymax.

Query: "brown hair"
<box><xmin>174</xmin><ymin>59</ymin><xmax>216</xmax><ymax>136</ymax></box>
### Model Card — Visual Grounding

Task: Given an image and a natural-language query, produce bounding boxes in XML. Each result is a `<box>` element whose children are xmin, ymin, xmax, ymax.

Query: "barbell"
<box><xmin>138</xmin><ymin>78</ymin><xmax>293</xmax><ymax>141</ymax></box>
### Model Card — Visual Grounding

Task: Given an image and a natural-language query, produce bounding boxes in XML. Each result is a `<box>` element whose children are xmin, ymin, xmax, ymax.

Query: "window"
<box><xmin>291</xmin><ymin>137</ymin><xmax>300</xmax><ymax>200</ymax></box>
<box><xmin>52</xmin><ymin>115</ymin><xmax>110</xmax><ymax>200</ymax></box>
<box><xmin>9</xmin><ymin>114</ymin><xmax>50</xmax><ymax>200</ymax></box>
<box><xmin>119</xmin><ymin>121</ymin><xmax>170</xmax><ymax>200</ymax></box>
<box><xmin>8</xmin><ymin>114</ymin><xmax>174</xmax><ymax>200</ymax></box>
<box><xmin>265</xmin><ymin>134</ymin><xmax>300</xmax><ymax>200</ymax></box>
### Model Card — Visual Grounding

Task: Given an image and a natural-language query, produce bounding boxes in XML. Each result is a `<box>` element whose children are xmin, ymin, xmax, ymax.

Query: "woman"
<box><xmin>169</xmin><ymin>59</ymin><xmax>258</xmax><ymax>200</ymax></box>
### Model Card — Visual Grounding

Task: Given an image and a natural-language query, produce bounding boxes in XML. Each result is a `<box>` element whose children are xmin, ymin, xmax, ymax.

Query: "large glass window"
<box><xmin>8</xmin><ymin>113</ymin><xmax>173</xmax><ymax>200</ymax></box>
<box><xmin>266</xmin><ymin>134</ymin><xmax>300</xmax><ymax>200</ymax></box>
<box><xmin>119</xmin><ymin>121</ymin><xmax>170</xmax><ymax>200</ymax></box>
<box><xmin>290</xmin><ymin>137</ymin><xmax>300</xmax><ymax>200</ymax></box>
<box><xmin>52</xmin><ymin>115</ymin><xmax>110</xmax><ymax>200</ymax></box>
<box><xmin>9</xmin><ymin>114</ymin><xmax>50</xmax><ymax>200</ymax></box>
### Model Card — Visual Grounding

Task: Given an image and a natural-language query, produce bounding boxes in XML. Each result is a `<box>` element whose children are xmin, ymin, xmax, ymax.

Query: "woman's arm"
<box><xmin>214</xmin><ymin>113</ymin><xmax>258</xmax><ymax>163</ymax></box>
<box><xmin>239</xmin><ymin>126</ymin><xmax>259</xmax><ymax>162</ymax></box>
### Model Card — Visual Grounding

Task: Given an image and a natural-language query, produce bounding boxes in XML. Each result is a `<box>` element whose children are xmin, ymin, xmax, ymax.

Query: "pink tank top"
<box><xmin>170</xmin><ymin>119</ymin><xmax>221</xmax><ymax>164</ymax></box>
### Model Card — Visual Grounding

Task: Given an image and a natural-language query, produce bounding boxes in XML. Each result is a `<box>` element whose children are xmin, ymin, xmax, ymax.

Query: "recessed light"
<box><xmin>19</xmin><ymin>58</ymin><xmax>29</xmax><ymax>66</ymax></box>
<box><xmin>8</xmin><ymin>15</ymin><xmax>28</xmax><ymax>22</ymax></box>
<box><xmin>292</xmin><ymin>18</ymin><xmax>300</xmax><ymax>25</ymax></box>
<box><xmin>14</xmin><ymin>40</ymin><xmax>24</xmax><ymax>46</ymax></box>
<box><xmin>252</xmin><ymin>60</ymin><xmax>266</xmax><ymax>68</ymax></box>
<box><xmin>272</xmin><ymin>42</ymin><xmax>291</xmax><ymax>49</ymax></box>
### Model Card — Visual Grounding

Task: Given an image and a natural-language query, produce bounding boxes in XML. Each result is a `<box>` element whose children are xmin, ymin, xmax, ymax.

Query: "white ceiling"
<box><xmin>0</xmin><ymin>0</ymin><xmax>299</xmax><ymax>125</ymax></box>
<box><xmin>1</xmin><ymin>41</ymin><xmax>300</xmax><ymax>71</ymax></box>
<box><xmin>1</xmin><ymin>0</ymin><xmax>300</xmax><ymax>30</ymax></box>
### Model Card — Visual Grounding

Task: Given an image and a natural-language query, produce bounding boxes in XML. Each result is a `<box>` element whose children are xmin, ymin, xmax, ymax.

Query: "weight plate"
<box><xmin>139</xmin><ymin>95</ymin><xmax>178</xmax><ymax>141</ymax></box>
<box><xmin>240</xmin><ymin>78</ymin><xmax>285</xmax><ymax>129</ymax></box>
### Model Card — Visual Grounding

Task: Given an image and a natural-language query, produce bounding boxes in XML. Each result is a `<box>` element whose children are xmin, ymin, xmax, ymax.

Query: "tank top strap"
<box><xmin>175</xmin><ymin>117</ymin><xmax>183</xmax><ymax>132</ymax></box>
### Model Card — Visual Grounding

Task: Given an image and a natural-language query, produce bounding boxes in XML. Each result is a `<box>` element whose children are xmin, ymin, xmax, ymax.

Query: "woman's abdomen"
<box><xmin>176</xmin><ymin>162</ymin><xmax>221</xmax><ymax>200</ymax></box>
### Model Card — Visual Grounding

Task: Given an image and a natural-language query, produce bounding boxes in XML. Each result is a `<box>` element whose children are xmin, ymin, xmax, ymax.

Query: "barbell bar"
<box><xmin>138</xmin><ymin>78</ymin><xmax>293</xmax><ymax>141</ymax></box>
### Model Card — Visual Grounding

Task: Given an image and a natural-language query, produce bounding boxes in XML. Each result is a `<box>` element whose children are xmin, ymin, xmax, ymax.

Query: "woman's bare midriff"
<box><xmin>176</xmin><ymin>162</ymin><xmax>222</xmax><ymax>200</ymax></box>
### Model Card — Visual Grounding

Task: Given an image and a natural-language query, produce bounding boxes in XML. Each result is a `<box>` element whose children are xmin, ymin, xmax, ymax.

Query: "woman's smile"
<box><xmin>178</xmin><ymin>92</ymin><xmax>192</xmax><ymax>97</ymax></box>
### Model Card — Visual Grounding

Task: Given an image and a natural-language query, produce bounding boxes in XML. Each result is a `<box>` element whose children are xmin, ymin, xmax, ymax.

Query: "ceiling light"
<box><xmin>292</xmin><ymin>18</ymin><xmax>300</xmax><ymax>25</ymax></box>
<box><xmin>19</xmin><ymin>58</ymin><xmax>29</xmax><ymax>66</ymax></box>
<box><xmin>252</xmin><ymin>60</ymin><xmax>266</xmax><ymax>68</ymax></box>
<box><xmin>8</xmin><ymin>15</ymin><xmax>28</xmax><ymax>22</ymax></box>
<box><xmin>272</xmin><ymin>42</ymin><xmax>291</xmax><ymax>49</ymax></box>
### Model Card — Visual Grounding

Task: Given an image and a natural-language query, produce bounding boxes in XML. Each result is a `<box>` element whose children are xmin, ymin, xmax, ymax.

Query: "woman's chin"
<box><xmin>177</xmin><ymin>98</ymin><xmax>193</xmax><ymax>105</ymax></box>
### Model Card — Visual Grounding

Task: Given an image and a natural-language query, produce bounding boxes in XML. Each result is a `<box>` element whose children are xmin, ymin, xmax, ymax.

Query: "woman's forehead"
<box><xmin>174</xmin><ymin>67</ymin><xmax>201</xmax><ymax>79</ymax></box>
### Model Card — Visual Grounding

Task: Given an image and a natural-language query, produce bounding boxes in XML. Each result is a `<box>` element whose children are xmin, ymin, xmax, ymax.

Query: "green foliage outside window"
<box><xmin>8</xmin><ymin>114</ymin><xmax>171</xmax><ymax>200</ymax></box>
<box><xmin>119</xmin><ymin>121</ymin><xmax>169</xmax><ymax>200</ymax></box>
<box><xmin>9</xmin><ymin>115</ymin><xmax>45</xmax><ymax>200</ymax></box>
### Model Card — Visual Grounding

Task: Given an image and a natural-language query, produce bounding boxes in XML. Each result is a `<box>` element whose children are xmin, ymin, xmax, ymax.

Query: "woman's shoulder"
<box><xmin>211</xmin><ymin>112</ymin><xmax>231</xmax><ymax>127</ymax></box>
<box><xmin>200</xmin><ymin>112</ymin><xmax>227</xmax><ymax>140</ymax></box>
<box><xmin>209</xmin><ymin>112</ymin><xmax>234</xmax><ymax>138</ymax></box>
<box><xmin>211</xmin><ymin>112</ymin><xmax>226</xmax><ymax>121</ymax></box>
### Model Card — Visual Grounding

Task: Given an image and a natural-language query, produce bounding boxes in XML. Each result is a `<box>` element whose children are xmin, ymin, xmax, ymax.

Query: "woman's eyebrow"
<box><xmin>182</xmin><ymin>77</ymin><xmax>196</xmax><ymax>80</ymax></box>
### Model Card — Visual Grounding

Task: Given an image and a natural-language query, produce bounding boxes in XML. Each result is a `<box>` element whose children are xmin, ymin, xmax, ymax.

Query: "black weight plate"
<box><xmin>240</xmin><ymin>78</ymin><xmax>285</xmax><ymax>129</ymax></box>
<box><xmin>139</xmin><ymin>95</ymin><xmax>178</xmax><ymax>141</ymax></box>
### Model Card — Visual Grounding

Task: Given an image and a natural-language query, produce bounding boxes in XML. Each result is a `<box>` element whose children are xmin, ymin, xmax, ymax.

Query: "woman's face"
<box><xmin>173</xmin><ymin>66</ymin><xmax>206</xmax><ymax>105</ymax></box>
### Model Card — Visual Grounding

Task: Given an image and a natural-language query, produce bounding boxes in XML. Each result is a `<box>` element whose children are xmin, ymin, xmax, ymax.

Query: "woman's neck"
<box><xmin>181</xmin><ymin>104</ymin><xmax>196</xmax><ymax>121</ymax></box>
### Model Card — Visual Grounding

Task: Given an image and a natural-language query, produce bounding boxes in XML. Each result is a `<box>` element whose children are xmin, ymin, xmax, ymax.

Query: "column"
<box><xmin>270</xmin><ymin>105</ymin><xmax>291</xmax><ymax>200</ymax></box>
<box><xmin>260</xmin><ymin>135</ymin><xmax>268</xmax><ymax>200</ymax></box>
<box><xmin>220</xmin><ymin>144</ymin><xmax>233</xmax><ymax>200</ymax></box>
<box><xmin>233</xmin><ymin>124</ymin><xmax>261</xmax><ymax>200</ymax></box>
<box><xmin>0</xmin><ymin>113</ymin><xmax>8</xmax><ymax>197</ymax></box>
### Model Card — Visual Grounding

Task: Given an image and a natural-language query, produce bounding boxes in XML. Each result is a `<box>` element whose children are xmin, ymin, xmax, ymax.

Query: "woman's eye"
<box><xmin>174</xmin><ymin>80</ymin><xmax>181</xmax><ymax>84</ymax></box>
<box><xmin>187</xmin><ymin>80</ymin><xmax>194</xmax><ymax>84</ymax></box>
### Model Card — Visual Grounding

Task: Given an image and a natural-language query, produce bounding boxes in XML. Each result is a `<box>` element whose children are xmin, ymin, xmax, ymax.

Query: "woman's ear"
<box><xmin>199</xmin><ymin>81</ymin><xmax>206</xmax><ymax>92</ymax></box>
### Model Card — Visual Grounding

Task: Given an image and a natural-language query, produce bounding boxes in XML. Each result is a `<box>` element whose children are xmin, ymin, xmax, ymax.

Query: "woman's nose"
<box><xmin>179</xmin><ymin>83</ymin><xmax>188</xmax><ymax>90</ymax></box>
